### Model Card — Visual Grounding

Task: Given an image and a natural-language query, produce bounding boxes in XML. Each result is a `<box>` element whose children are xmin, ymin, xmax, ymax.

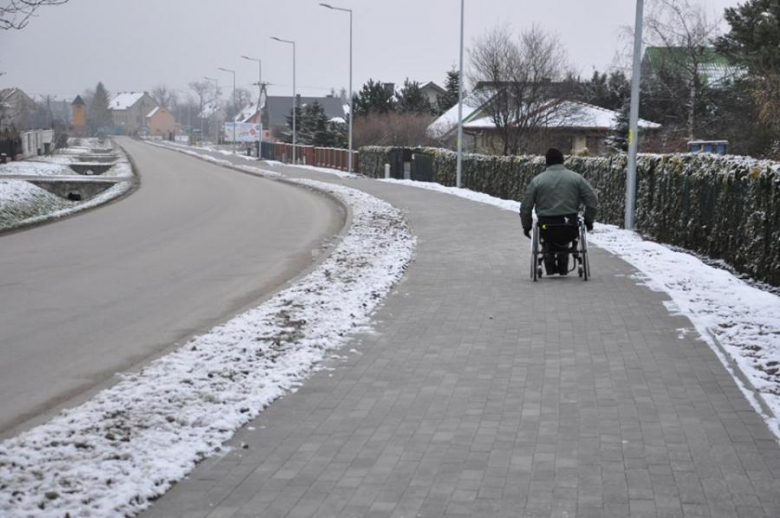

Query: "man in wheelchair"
<box><xmin>520</xmin><ymin>148</ymin><xmax>598</xmax><ymax>276</ymax></box>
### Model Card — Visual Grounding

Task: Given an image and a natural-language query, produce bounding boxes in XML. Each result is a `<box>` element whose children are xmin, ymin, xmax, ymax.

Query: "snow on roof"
<box><xmin>199</xmin><ymin>101</ymin><xmax>224</xmax><ymax>119</ymax></box>
<box><xmin>110</xmin><ymin>92</ymin><xmax>145</xmax><ymax>111</ymax></box>
<box><xmin>460</xmin><ymin>101</ymin><xmax>660</xmax><ymax>132</ymax></box>
<box><xmin>146</xmin><ymin>107</ymin><xmax>160</xmax><ymax>118</ymax></box>
<box><xmin>234</xmin><ymin>103</ymin><xmax>259</xmax><ymax>123</ymax></box>
<box><xmin>427</xmin><ymin>96</ymin><xmax>481</xmax><ymax>138</ymax></box>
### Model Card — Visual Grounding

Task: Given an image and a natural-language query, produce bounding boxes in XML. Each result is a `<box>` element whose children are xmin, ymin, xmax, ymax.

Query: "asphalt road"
<box><xmin>0</xmin><ymin>138</ymin><xmax>343</xmax><ymax>438</ymax></box>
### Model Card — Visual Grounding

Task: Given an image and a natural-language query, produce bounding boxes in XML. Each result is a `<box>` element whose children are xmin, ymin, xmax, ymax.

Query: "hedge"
<box><xmin>359</xmin><ymin>146</ymin><xmax>780</xmax><ymax>287</ymax></box>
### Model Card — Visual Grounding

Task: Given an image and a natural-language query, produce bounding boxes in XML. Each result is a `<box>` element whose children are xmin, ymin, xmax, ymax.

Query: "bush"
<box><xmin>360</xmin><ymin>146</ymin><xmax>780</xmax><ymax>286</ymax></box>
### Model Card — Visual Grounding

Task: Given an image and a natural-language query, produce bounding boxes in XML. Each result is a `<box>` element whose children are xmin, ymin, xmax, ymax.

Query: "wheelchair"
<box><xmin>530</xmin><ymin>215</ymin><xmax>590</xmax><ymax>281</ymax></box>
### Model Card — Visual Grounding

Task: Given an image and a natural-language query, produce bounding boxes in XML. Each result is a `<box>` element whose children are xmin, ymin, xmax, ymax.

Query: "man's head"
<box><xmin>545</xmin><ymin>148</ymin><xmax>564</xmax><ymax>166</ymax></box>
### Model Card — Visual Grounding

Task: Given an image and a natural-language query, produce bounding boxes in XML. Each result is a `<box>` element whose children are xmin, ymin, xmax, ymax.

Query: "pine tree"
<box><xmin>87</xmin><ymin>82</ymin><xmax>111</xmax><ymax>136</ymax></box>
<box><xmin>354</xmin><ymin>79</ymin><xmax>395</xmax><ymax>117</ymax></box>
<box><xmin>396</xmin><ymin>79</ymin><xmax>431</xmax><ymax>115</ymax></box>
<box><xmin>716</xmin><ymin>0</ymin><xmax>780</xmax><ymax>135</ymax></box>
<box><xmin>605</xmin><ymin>99</ymin><xmax>631</xmax><ymax>152</ymax></box>
<box><xmin>436</xmin><ymin>68</ymin><xmax>460</xmax><ymax>114</ymax></box>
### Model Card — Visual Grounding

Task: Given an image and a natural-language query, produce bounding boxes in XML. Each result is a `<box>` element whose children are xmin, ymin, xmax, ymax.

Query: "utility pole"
<box><xmin>219</xmin><ymin>67</ymin><xmax>237</xmax><ymax>154</ymax></box>
<box><xmin>271</xmin><ymin>37</ymin><xmax>297</xmax><ymax>164</ymax></box>
<box><xmin>626</xmin><ymin>0</ymin><xmax>644</xmax><ymax>230</ymax></box>
<box><xmin>242</xmin><ymin>55</ymin><xmax>264</xmax><ymax>158</ymax></box>
<box><xmin>456</xmin><ymin>0</ymin><xmax>465</xmax><ymax>189</ymax></box>
<box><xmin>320</xmin><ymin>3</ymin><xmax>354</xmax><ymax>172</ymax></box>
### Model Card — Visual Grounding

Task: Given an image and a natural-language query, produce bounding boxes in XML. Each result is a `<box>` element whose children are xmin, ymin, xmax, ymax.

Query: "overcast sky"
<box><xmin>1</xmin><ymin>0</ymin><xmax>742</xmax><ymax>102</ymax></box>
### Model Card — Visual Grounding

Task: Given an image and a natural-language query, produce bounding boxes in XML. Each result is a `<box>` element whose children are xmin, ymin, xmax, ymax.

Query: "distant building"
<box><xmin>0</xmin><ymin>88</ymin><xmax>37</xmax><ymax>131</ymax></box>
<box><xmin>429</xmin><ymin>96</ymin><xmax>661</xmax><ymax>155</ymax></box>
<box><xmin>642</xmin><ymin>46</ymin><xmax>744</xmax><ymax>87</ymax></box>
<box><xmin>419</xmin><ymin>81</ymin><xmax>446</xmax><ymax>108</ymax></box>
<box><xmin>147</xmin><ymin>106</ymin><xmax>176</xmax><ymax>137</ymax></box>
<box><xmin>109</xmin><ymin>92</ymin><xmax>158</xmax><ymax>135</ymax></box>
<box><xmin>71</xmin><ymin>95</ymin><xmax>87</xmax><ymax>137</ymax></box>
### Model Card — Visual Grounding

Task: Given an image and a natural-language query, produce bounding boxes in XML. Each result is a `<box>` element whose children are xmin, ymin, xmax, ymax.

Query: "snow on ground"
<box><xmin>0</xmin><ymin>180</ymin><xmax>74</xmax><ymax>228</ymax></box>
<box><xmin>0</xmin><ymin>177</ymin><xmax>416</xmax><ymax>517</ymax></box>
<box><xmin>0</xmin><ymin>161</ymin><xmax>72</xmax><ymax>177</ymax></box>
<box><xmin>0</xmin><ymin>141</ymin><xmax>134</xmax><ymax>231</ymax></box>
<box><xmin>380</xmin><ymin>178</ymin><xmax>780</xmax><ymax>440</ymax></box>
<box><xmin>271</xmin><ymin>162</ymin><xmax>358</xmax><ymax>179</ymax></box>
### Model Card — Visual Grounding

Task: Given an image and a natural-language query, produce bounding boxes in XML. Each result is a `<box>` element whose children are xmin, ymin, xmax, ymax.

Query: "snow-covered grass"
<box><xmin>0</xmin><ymin>176</ymin><xmax>415</xmax><ymax>517</ymax></box>
<box><xmin>379</xmin><ymin>177</ymin><xmax>780</xmax><ymax>440</ymax></box>
<box><xmin>0</xmin><ymin>140</ymin><xmax>134</xmax><ymax>231</ymax></box>
<box><xmin>0</xmin><ymin>180</ymin><xmax>74</xmax><ymax>228</ymax></box>
<box><xmin>0</xmin><ymin>161</ymin><xmax>72</xmax><ymax>177</ymax></box>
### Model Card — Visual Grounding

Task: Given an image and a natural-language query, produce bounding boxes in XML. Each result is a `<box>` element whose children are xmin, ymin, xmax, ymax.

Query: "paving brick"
<box><xmin>140</xmin><ymin>158</ymin><xmax>780</xmax><ymax>518</ymax></box>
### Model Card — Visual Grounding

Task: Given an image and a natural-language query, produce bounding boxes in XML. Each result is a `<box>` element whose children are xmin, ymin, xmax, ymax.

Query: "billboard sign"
<box><xmin>223</xmin><ymin>122</ymin><xmax>261</xmax><ymax>143</ymax></box>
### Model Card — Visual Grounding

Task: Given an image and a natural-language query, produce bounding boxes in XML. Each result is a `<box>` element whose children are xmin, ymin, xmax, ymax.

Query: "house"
<box><xmin>419</xmin><ymin>82</ymin><xmax>446</xmax><ymax>108</ymax></box>
<box><xmin>262</xmin><ymin>95</ymin><xmax>347</xmax><ymax>142</ymax></box>
<box><xmin>642</xmin><ymin>46</ymin><xmax>744</xmax><ymax>87</ymax></box>
<box><xmin>429</xmin><ymin>95</ymin><xmax>661</xmax><ymax>155</ymax></box>
<box><xmin>147</xmin><ymin>106</ymin><xmax>176</xmax><ymax>137</ymax></box>
<box><xmin>71</xmin><ymin>95</ymin><xmax>87</xmax><ymax>137</ymax></box>
<box><xmin>0</xmin><ymin>88</ymin><xmax>37</xmax><ymax>131</ymax></box>
<box><xmin>109</xmin><ymin>92</ymin><xmax>158</xmax><ymax>135</ymax></box>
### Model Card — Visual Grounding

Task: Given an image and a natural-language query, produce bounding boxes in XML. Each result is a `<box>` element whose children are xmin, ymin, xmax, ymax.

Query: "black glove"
<box><xmin>585</xmin><ymin>221</ymin><xmax>594</xmax><ymax>232</ymax></box>
<box><xmin>523</xmin><ymin>228</ymin><xmax>531</xmax><ymax>239</ymax></box>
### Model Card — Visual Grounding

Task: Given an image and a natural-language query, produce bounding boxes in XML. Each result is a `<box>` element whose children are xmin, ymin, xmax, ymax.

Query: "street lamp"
<box><xmin>456</xmin><ymin>0</ymin><xmax>465</xmax><ymax>189</ymax></box>
<box><xmin>271</xmin><ymin>36</ymin><xmax>297</xmax><ymax>165</ymax></box>
<box><xmin>219</xmin><ymin>67</ymin><xmax>237</xmax><ymax>154</ymax></box>
<box><xmin>204</xmin><ymin>76</ymin><xmax>219</xmax><ymax>146</ymax></box>
<box><xmin>241</xmin><ymin>55</ymin><xmax>263</xmax><ymax>159</ymax></box>
<box><xmin>625</xmin><ymin>0</ymin><xmax>644</xmax><ymax>230</ymax></box>
<box><xmin>320</xmin><ymin>3</ymin><xmax>353</xmax><ymax>173</ymax></box>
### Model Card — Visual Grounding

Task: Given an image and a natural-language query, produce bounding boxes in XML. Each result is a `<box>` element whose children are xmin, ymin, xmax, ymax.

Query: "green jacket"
<box><xmin>520</xmin><ymin>164</ymin><xmax>598</xmax><ymax>231</ymax></box>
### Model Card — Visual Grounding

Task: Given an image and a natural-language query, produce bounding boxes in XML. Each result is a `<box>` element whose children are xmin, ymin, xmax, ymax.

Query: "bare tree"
<box><xmin>151</xmin><ymin>84</ymin><xmax>178</xmax><ymax>109</ymax></box>
<box><xmin>642</xmin><ymin>0</ymin><xmax>723</xmax><ymax>140</ymax></box>
<box><xmin>468</xmin><ymin>25</ymin><xmax>574</xmax><ymax>155</ymax></box>
<box><xmin>1</xmin><ymin>0</ymin><xmax>68</xmax><ymax>30</ymax></box>
<box><xmin>188</xmin><ymin>81</ymin><xmax>210</xmax><ymax>115</ymax></box>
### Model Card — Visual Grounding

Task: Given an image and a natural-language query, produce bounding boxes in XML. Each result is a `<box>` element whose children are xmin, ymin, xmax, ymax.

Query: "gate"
<box><xmin>411</xmin><ymin>153</ymin><xmax>433</xmax><ymax>182</ymax></box>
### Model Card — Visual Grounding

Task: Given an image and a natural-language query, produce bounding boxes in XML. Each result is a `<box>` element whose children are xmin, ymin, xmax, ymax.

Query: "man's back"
<box><xmin>520</xmin><ymin>153</ymin><xmax>598</xmax><ymax>233</ymax></box>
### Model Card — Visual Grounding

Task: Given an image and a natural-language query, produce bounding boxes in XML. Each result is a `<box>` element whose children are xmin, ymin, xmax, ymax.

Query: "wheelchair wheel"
<box><xmin>579</xmin><ymin>222</ymin><xmax>590</xmax><ymax>281</ymax></box>
<box><xmin>531</xmin><ymin>224</ymin><xmax>540</xmax><ymax>282</ymax></box>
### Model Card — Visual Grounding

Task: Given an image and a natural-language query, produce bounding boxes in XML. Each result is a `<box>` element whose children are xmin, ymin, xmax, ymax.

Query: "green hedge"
<box><xmin>359</xmin><ymin>146</ymin><xmax>780</xmax><ymax>287</ymax></box>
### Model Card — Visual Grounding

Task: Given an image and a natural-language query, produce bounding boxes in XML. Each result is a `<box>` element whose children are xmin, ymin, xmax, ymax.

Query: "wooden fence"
<box><xmin>264</xmin><ymin>142</ymin><xmax>358</xmax><ymax>173</ymax></box>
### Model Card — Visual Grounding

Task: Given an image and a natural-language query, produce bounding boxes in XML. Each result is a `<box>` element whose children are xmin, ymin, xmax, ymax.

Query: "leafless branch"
<box><xmin>1</xmin><ymin>0</ymin><xmax>69</xmax><ymax>30</ymax></box>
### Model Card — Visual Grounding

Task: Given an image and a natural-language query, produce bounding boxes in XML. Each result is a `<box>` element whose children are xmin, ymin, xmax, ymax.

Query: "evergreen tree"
<box><xmin>396</xmin><ymin>79</ymin><xmax>431</xmax><ymax>115</ymax></box>
<box><xmin>605</xmin><ymin>98</ymin><xmax>631</xmax><ymax>152</ymax></box>
<box><xmin>284</xmin><ymin>101</ymin><xmax>343</xmax><ymax>147</ymax></box>
<box><xmin>354</xmin><ymin>79</ymin><xmax>395</xmax><ymax>117</ymax></box>
<box><xmin>716</xmin><ymin>0</ymin><xmax>780</xmax><ymax>136</ymax></box>
<box><xmin>87</xmin><ymin>82</ymin><xmax>111</xmax><ymax>136</ymax></box>
<box><xmin>437</xmin><ymin>68</ymin><xmax>460</xmax><ymax>114</ymax></box>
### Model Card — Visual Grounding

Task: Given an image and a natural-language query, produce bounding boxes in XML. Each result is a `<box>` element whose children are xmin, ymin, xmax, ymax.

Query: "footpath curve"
<box><xmin>145</xmin><ymin>149</ymin><xmax>780</xmax><ymax>518</ymax></box>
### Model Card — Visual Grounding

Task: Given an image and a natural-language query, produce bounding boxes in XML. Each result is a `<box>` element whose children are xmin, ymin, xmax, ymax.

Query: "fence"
<box><xmin>261</xmin><ymin>141</ymin><xmax>358</xmax><ymax>172</ymax></box>
<box><xmin>359</xmin><ymin>146</ymin><xmax>780</xmax><ymax>287</ymax></box>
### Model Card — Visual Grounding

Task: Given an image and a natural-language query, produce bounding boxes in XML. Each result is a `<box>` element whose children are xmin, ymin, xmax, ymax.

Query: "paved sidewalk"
<box><xmin>143</xmin><ymin>154</ymin><xmax>780</xmax><ymax>518</ymax></box>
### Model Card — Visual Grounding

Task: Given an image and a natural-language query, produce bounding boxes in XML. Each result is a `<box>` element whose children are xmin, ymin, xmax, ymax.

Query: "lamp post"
<box><xmin>456</xmin><ymin>0</ymin><xmax>465</xmax><ymax>189</ymax></box>
<box><xmin>625</xmin><ymin>0</ymin><xmax>644</xmax><ymax>230</ymax></box>
<box><xmin>219</xmin><ymin>67</ymin><xmax>237</xmax><ymax>154</ymax></box>
<box><xmin>320</xmin><ymin>3</ymin><xmax>353</xmax><ymax>173</ymax></box>
<box><xmin>271</xmin><ymin>36</ymin><xmax>297</xmax><ymax>164</ymax></box>
<box><xmin>204</xmin><ymin>76</ymin><xmax>219</xmax><ymax>145</ymax></box>
<box><xmin>241</xmin><ymin>55</ymin><xmax>263</xmax><ymax>159</ymax></box>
